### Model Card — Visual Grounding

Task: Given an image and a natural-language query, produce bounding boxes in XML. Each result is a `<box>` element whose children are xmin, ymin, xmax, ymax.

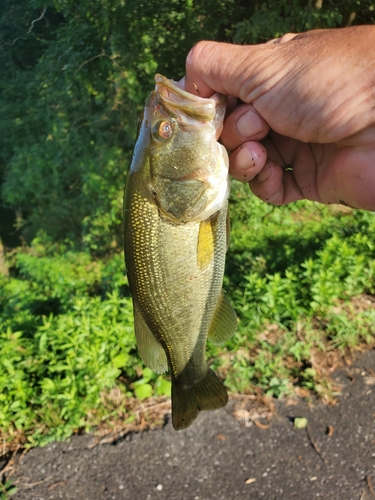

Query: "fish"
<box><xmin>123</xmin><ymin>74</ymin><xmax>237</xmax><ymax>430</ymax></box>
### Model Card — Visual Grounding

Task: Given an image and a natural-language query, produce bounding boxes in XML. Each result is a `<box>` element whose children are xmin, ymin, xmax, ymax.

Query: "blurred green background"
<box><xmin>1</xmin><ymin>0</ymin><xmax>375</xmax><ymax>451</ymax></box>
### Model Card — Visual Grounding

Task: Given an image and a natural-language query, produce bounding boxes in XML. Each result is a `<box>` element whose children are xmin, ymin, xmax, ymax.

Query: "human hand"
<box><xmin>184</xmin><ymin>26</ymin><xmax>375</xmax><ymax>211</ymax></box>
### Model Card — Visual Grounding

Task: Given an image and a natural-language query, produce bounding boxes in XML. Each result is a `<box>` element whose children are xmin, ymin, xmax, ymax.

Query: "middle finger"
<box><xmin>221</xmin><ymin>104</ymin><xmax>270</xmax><ymax>151</ymax></box>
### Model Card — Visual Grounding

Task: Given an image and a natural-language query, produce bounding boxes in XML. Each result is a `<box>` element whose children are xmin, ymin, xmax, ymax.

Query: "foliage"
<box><xmin>231</xmin><ymin>0</ymin><xmax>375</xmax><ymax>43</ymax></box>
<box><xmin>0</xmin><ymin>239</ymin><xmax>171</xmax><ymax>450</ymax></box>
<box><xmin>0</xmin><ymin>479</ymin><xmax>17</xmax><ymax>500</ymax></box>
<box><xmin>1</xmin><ymin>0</ymin><xmax>374</xmax><ymax>250</ymax></box>
<box><xmin>209</xmin><ymin>183</ymin><xmax>375</xmax><ymax>397</ymax></box>
<box><xmin>0</xmin><ymin>0</ymin><xmax>242</xmax><ymax>250</ymax></box>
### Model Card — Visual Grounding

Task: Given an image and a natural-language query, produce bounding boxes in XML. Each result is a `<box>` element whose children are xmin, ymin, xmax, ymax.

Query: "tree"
<box><xmin>0</xmin><ymin>0</ymin><xmax>373</xmax><ymax>253</ymax></box>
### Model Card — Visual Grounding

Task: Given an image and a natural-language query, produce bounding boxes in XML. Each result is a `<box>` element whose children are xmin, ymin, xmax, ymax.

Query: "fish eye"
<box><xmin>153</xmin><ymin>120</ymin><xmax>173</xmax><ymax>141</ymax></box>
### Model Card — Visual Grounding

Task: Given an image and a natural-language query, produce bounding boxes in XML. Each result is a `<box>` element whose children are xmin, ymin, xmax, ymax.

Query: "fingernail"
<box><xmin>236</xmin><ymin>145</ymin><xmax>256</xmax><ymax>170</ymax></box>
<box><xmin>237</xmin><ymin>110</ymin><xmax>264</xmax><ymax>138</ymax></box>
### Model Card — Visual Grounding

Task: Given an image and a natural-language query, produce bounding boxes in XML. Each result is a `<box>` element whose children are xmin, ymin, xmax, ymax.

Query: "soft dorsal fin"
<box><xmin>133</xmin><ymin>302</ymin><xmax>168</xmax><ymax>373</ymax></box>
<box><xmin>207</xmin><ymin>291</ymin><xmax>237</xmax><ymax>345</ymax></box>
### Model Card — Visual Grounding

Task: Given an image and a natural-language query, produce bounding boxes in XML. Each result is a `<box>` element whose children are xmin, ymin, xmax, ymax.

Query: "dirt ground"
<box><xmin>2</xmin><ymin>350</ymin><xmax>375</xmax><ymax>500</ymax></box>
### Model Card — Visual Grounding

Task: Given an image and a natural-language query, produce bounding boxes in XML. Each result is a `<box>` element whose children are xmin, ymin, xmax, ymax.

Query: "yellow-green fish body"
<box><xmin>124</xmin><ymin>74</ymin><xmax>236</xmax><ymax>430</ymax></box>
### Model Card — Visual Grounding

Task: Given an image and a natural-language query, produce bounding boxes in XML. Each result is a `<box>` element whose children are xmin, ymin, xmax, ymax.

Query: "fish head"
<box><xmin>136</xmin><ymin>74</ymin><xmax>229</xmax><ymax>224</ymax></box>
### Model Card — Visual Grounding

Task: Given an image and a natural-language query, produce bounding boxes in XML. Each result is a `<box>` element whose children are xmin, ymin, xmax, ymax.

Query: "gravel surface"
<box><xmin>6</xmin><ymin>350</ymin><xmax>375</xmax><ymax>500</ymax></box>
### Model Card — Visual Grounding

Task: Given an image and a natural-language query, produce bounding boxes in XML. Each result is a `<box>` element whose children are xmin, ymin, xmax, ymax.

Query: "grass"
<box><xmin>0</xmin><ymin>182</ymin><xmax>374</xmax><ymax>455</ymax></box>
<box><xmin>0</xmin><ymin>479</ymin><xmax>17</xmax><ymax>500</ymax></box>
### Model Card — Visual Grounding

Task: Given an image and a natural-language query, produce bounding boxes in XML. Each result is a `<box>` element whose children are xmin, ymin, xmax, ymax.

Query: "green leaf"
<box><xmin>134</xmin><ymin>383</ymin><xmax>152</xmax><ymax>400</ymax></box>
<box><xmin>112</xmin><ymin>352</ymin><xmax>129</xmax><ymax>368</ymax></box>
<box><xmin>294</xmin><ymin>417</ymin><xmax>308</xmax><ymax>429</ymax></box>
<box><xmin>154</xmin><ymin>377</ymin><xmax>171</xmax><ymax>397</ymax></box>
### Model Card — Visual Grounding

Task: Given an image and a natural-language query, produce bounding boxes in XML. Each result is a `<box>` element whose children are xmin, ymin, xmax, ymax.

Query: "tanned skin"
<box><xmin>183</xmin><ymin>27</ymin><xmax>375</xmax><ymax>211</ymax></box>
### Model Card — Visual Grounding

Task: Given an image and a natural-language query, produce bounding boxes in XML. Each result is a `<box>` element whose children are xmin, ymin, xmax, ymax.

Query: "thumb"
<box><xmin>184</xmin><ymin>41</ymin><xmax>259</xmax><ymax>99</ymax></box>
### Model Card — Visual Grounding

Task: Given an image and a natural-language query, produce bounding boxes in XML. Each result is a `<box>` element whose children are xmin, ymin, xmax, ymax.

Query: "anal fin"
<box><xmin>207</xmin><ymin>291</ymin><xmax>237</xmax><ymax>345</ymax></box>
<box><xmin>133</xmin><ymin>302</ymin><xmax>168</xmax><ymax>374</ymax></box>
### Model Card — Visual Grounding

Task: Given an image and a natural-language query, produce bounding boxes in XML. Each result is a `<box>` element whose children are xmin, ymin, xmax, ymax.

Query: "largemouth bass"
<box><xmin>124</xmin><ymin>74</ymin><xmax>236</xmax><ymax>430</ymax></box>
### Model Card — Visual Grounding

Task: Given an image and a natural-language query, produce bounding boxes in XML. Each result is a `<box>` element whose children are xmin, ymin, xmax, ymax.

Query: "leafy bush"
<box><xmin>0</xmin><ymin>239</ymin><xmax>171</xmax><ymax>449</ymax></box>
<box><xmin>210</xmin><ymin>183</ymin><xmax>375</xmax><ymax>398</ymax></box>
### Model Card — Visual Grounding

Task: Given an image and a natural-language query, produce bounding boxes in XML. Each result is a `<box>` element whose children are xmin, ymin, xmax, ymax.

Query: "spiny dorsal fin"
<box><xmin>207</xmin><ymin>291</ymin><xmax>237</xmax><ymax>345</ymax></box>
<box><xmin>133</xmin><ymin>302</ymin><xmax>168</xmax><ymax>374</ymax></box>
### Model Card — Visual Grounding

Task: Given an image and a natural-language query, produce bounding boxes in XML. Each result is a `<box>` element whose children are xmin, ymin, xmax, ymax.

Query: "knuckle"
<box><xmin>186</xmin><ymin>40</ymin><xmax>212</xmax><ymax>68</ymax></box>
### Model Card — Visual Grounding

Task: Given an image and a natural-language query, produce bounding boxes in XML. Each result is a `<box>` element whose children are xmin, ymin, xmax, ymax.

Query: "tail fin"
<box><xmin>171</xmin><ymin>368</ymin><xmax>228</xmax><ymax>430</ymax></box>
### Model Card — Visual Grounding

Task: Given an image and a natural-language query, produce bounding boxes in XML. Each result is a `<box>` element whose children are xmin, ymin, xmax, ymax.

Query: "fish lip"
<box><xmin>154</xmin><ymin>74</ymin><xmax>227</xmax><ymax>139</ymax></box>
<box><xmin>154</xmin><ymin>73</ymin><xmax>226</xmax><ymax>125</ymax></box>
<box><xmin>155</xmin><ymin>73</ymin><xmax>216</xmax><ymax>105</ymax></box>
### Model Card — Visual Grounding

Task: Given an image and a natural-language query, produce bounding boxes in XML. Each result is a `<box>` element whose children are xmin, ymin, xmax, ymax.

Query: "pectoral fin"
<box><xmin>134</xmin><ymin>302</ymin><xmax>168</xmax><ymax>374</ymax></box>
<box><xmin>207</xmin><ymin>291</ymin><xmax>237</xmax><ymax>345</ymax></box>
<box><xmin>197</xmin><ymin>218</ymin><xmax>214</xmax><ymax>270</ymax></box>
